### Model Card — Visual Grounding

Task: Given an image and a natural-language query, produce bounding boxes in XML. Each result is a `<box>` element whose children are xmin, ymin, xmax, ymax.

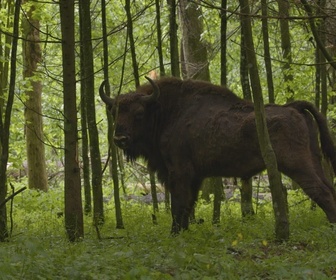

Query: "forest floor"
<box><xmin>1</xmin><ymin>186</ymin><xmax>336</xmax><ymax>279</ymax></box>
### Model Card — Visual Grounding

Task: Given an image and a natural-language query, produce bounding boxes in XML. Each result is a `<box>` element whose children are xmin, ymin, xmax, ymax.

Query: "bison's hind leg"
<box><xmin>288</xmin><ymin>169</ymin><xmax>336</xmax><ymax>223</ymax></box>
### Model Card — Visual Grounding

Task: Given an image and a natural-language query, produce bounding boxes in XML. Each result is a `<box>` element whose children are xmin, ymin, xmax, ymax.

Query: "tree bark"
<box><xmin>168</xmin><ymin>0</ymin><xmax>180</xmax><ymax>77</ymax></box>
<box><xmin>101</xmin><ymin>0</ymin><xmax>124</xmax><ymax>229</ymax></box>
<box><xmin>22</xmin><ymin>0</ymin><xmax>48</xmax><ymax>192</ymax></box>
<box><xmin>325</xmin><ymin>0</ymin><xmax>336</xmax><ymax>91</ymax></box>
<box><xmin>240</xmin><ymin>30</ymin><xmax>252</xmax><ymax>101</ymax></box>
<box><xmin>277</xmin><ymin>0</ymin><xmax>294</xmax><ymax>101</ymax></box>
<box><xmin>155</xmin><ymin>0</ymin><xmax>165</xmax><ymax>77</ymax></box>
<box><xmin>240</xmin><ymin>179</ymin><xmax>254</xmax><ymax>217</ymax></box>
<box><xmin>0</xmin><ymin>0</ymin><xmax>20</xmax><ymax>241</ymax></box>
<box><xmin>125</xmin><ymin>0</ymin><xmax>139</xmax><ymax>86</ymax></box>
<box><xmin>240</xmin><ymin>0</ymin><xmax>289</xmax><ymax>241</ymax></box>
<box><xmin>220</xmin><ymin>0</ymin><xmax>227</xmax><ymax>86</ymax></box>
<box><xmin>314</xmin><ymin>0</ymin><xmax>328</xmax><ymax>115</ymax></box>
<box><xmin>79</xmin><ymin>0</ymin><xmax>104</xmax><ymax>224</ymax></box>
<box><xmin>261</xmin><ymin>0</ymin><xmax>275</xmax><ymax>103</ymax></box>
<box><xmin>240</xmin><ymin>26</ymin><xmax>254</xmax><ymax>216</ymax></box>
<box><xmin>59</xmin><ymin>0</ymin><xmax>84</xmax><ymax>242</ymax></box>
<box><xmin>179</xmin><ymin>0</ymin><xmax>210</xmax><ymax>80</ymax></box>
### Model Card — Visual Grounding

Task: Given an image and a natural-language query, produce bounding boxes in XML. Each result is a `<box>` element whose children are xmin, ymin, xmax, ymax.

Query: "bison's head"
<box><xmin>99</xmin><ymin>77</ymin><xmax>160</xmax><ymax>156</ymax></box>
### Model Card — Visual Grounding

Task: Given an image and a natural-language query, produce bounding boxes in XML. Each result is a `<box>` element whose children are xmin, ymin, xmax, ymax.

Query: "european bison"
<box><xmin>100</xmin><ymin>77</ymin><xmax>336</xmax><ymax>234</ymax></box>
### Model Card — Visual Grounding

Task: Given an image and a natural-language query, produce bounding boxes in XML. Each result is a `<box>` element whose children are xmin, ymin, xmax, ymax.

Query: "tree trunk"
<box><xmin>240</xmin><ymin>30</ymin><xmax>252</xmax><ymax>101</ymax></box>
<box><xmin>155</xmin><ymin>0</ymin><xmax>165</xmax><ymax>77</ymax></box>
<box><xmin>0</xmin><ymin>0</ymin><xmax>20</xmax><ymax>241</ymax></box>
<box><xmin>314</xmin><ymin>0</ymin><xmax>328</xmax><ymax>115</ymax></box>
<box><xmin>125</xmin><ymin>0</ymin><xmax>139</xmax><ymax>86</ymax></box>
<box><xmin>79</xmin><ymin>0</ymin><xmax>92</xmax><ymax>215</ymax></box>
<box><xmin>261</xmin><ymin>0</ymin><xmax>275</xmax><ymax>103</ymax></box>
<box><xmin>0</xmin><ymin>0</ymin><xmax>13</xmax><ymax>114</ymax></box>
<box><xmin>277</xmin><ymin>0</ymin><xmax>294</xmax><ymax>101</ymax></box>
<box><xmin>240</xmin><ymin>179</ymin><xmax>254</xmax><ymax>217</ymax></box>
<box><xmin>80</xmin><ymin>93</ymin><xmax>91</xmax><ymax>214</ymax></box>
<box><xmin>220</xmin><ymin>0</ymin><xmax>227</xmax><ymax>86</ymax></box>
<box><xmin>22</xmin><ymin>0</ymin><xmax>48</xmax><ymax>192</ymax></box>
<box><xmin>101</xmin><ymin>0</ymin><xmax>124</xmax><ymax>229</ymax></box>
<box><xmin>79</xmin><ymin>0</ymin><xmax>104</xmax><ymax>225</ymax></box>
<box><xmin>325</xmin><ymin>0</ymin><xmax>336</xmax><ymax>92</ymax></box>
<box><xmin>179</xmin><ymin>0</ymin><xmax>210</xmax><ymax>80</ymax></box>
<box><xmin>240</xmin><ymin>27</ymin><xmax>254</xmax><ymax>216</ymax></box>
<box><xmin>168</xmin><ymin>0</ymin><xmax>180</xmax><ymax>77</ymax></box>
<box><xmin>240</xmin><ymin>0</ymin><xmax>289</xmax><ymax>241</ymax></box>
<box><xmin>59</xmin><ymin>0</ymin><xmax>84</xmax><ymax>242</ymax></box>
<box><xmin>212</xmin><ymin>177</ymin><xmax>223</xmax><ymax>225</ymax></box>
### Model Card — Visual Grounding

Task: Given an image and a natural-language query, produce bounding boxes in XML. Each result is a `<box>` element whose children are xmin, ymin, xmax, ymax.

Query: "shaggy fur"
<box><xmin>100</xmin><ymin>77</ymin><xmax>336</xmax><ymax>234</ymax></box>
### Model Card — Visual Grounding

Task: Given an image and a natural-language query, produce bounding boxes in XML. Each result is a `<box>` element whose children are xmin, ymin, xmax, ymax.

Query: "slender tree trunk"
<box><xmin>125</xmin><ymin>0</ymin><xmax>139</xmax><ymax>86</ymax></box>
<box><xmin>179</xmin><ymin>0</ymin><xmax>210</xmax><ymax>80</ymax></box>
<box><xmin>168</xmin><ymin>0</ymin><xmax>180</xmax><ymax>77</ymax></box>
<box><xmin>22</xmin><ymin>0</ymin><xmax>48</xmax><ymax>192</ymax></box>
<box><xmin>240</xmin><ymin>0</ymin><xmax>289</xmax><ymax>241</ymax></box>
<box><xmin>261</xmin><ymin>0</ymin><xmax>275</xmax><ymax>103</ymax></box>
<box><xmin>277</xmin><ymin>0</ymin><xmax>294</xmax><ymax>101</ymax></box>
<box><xmin>240</xmin><ymin>30</ymin><xmax>252</xmax><ymax>101</ymax></box>
<box><xmin>59</xmin><ymin>0</ymin><xmax>84</xmax><ymax>242</ymax></box>
<box><xmin>240</xmin><ymin>179</ymin><xmax>254</xmax><ymax>216</ymax></box>
<box><xmin>239</xmin><ymin>25</ymin><xmax>254</xmax><ymax>217</ymax></box>
<box><xmin>79</xmin><ymin>0</ymin><xmax>104</xmax><ymax>225</ymax></box>
<box><xmin>80</xmin><ymin>91</ymin><xmax>91</xmax><ymax>214</ymax></box>
<box><xmin>150</xmin><ymin>172</ymin><xmax>159</xmax><ymax>215</ymax></box>
<box><xmin>211</xmin><ymin>177</ymin><xmax>223</xmax><ymax>225</ymax></box>
<box><xmin>220</xmin><ymin>0</ymin><xmax>227</xmax><ymax>86</ymax></box>
<box><xmin>0</xmin><ymin>0</ymin><xmax>20</xmax><ymax>241</ymax></box>
<box><xmin>325</xmin><ymin>0</ymin><xmax>336</xmax><ymax>93</ymax></box>
<box><xmin>155</xmin><ymin>0</ymin><xmax>165</xmax><ymax>77</ymax></box>
<box><xmin>315</xmin><ymin>0</ymin><xmax>328</xmax><ymax>115</ymax></box>
<box><xmin>79</xmin><ymin>0</ymin><xmax>92</xmax><ymax>215</ymax></box>
<box><xmin>101</xmin><ymin>0</ymin><xmax>124</xmax><ymax>229</ymax></box>
<box><xmin>0</xmin><ymin>1</ymin><xmax>13</xmax><ymax>115</ymax></box>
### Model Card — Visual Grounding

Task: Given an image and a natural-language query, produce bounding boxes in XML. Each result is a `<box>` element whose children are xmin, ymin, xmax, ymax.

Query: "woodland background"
<box><xmin>1</xmin><ymin>0</ymin><xmax>336</xmax><ymax>277</ymax></box>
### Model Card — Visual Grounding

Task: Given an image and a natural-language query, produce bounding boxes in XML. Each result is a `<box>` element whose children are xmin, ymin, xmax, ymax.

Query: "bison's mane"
<box><xmin>137</xmin><ymin>77</ymin><xmax>247</xmax><ymax>114</ymax></box>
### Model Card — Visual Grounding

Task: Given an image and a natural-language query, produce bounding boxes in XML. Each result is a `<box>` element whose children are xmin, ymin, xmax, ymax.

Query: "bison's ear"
<box><xmin>140</xmin><ymin>76</ymin><xmax>160</xmax><ymax>103</ymax></box>
<box><xmin>99</xmin><ymin>80</ymin><xmax>115</xmax><ymax>107</ymax></box>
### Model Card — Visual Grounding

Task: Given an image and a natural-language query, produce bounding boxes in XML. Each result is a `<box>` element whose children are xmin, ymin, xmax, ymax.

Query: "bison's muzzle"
<box><xmin>113</xmin><ymin>135</ymin><xmax>129</xmax><ymax>149</ymax></box>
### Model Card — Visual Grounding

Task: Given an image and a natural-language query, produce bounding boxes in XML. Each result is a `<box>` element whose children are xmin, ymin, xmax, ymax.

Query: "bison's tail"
<box><xmin>287</xmin><ymin>101</ymin><xmax>336</xmax><ymax>173</ymax></box>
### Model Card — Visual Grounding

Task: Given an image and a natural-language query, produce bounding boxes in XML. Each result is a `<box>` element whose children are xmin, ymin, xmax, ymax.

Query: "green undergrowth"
<box><xmin>1</xmin><ymin>187</ymin><xmax>336</xmax><ymax>279</ymax></box>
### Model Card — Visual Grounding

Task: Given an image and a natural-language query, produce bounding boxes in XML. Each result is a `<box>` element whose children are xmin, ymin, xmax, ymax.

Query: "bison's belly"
<box><xmin>194</xmin><ymin>145</ymin><xmax>265</xmax><ymax>179</ymax></box>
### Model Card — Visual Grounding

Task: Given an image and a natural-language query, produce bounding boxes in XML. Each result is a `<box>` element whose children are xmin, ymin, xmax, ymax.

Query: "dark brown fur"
<box><xmin>101</xmin><ymin>77</ymin><xmax>336</xmax><ymax>234</ymax></box>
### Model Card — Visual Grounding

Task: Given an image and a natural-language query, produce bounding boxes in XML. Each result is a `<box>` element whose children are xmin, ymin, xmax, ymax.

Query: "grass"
<box><xmin>1</xmin><ymin>187</ymin><xmax>336</xmax><ymax>279</ymax></box>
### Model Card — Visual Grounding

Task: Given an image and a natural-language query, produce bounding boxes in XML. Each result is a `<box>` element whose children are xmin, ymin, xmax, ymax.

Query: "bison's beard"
<box><xmin>123</xmin><ymin>148</ymin><xmax>139</xmax><ymax>162</ymax></box>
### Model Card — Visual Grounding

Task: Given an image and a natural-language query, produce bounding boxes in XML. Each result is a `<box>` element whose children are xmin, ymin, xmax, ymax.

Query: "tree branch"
<box><xmin>0</xmin><ymin>187</ymin><xmax>26</xmax><ymax>208</ymax></box>
<box><xmin>300</xmin><ymin>0</ymin><xmax>336</xmax><ymax>70</ymax></box>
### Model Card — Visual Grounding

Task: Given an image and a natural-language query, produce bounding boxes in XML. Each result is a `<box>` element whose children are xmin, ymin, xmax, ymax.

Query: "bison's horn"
<box><xmin>141</xmin><ymin>76</ymin><xmax>160</xmax><ymax>103</ymax></box>
<box><xmin>99</xmin><ymin>80</ymin><xmax>114</xmax><ymax>106</ymax></box>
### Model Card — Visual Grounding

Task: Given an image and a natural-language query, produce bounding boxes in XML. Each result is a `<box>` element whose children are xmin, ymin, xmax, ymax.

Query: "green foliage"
<box><xmin>2</xmin><ymin>188</ymin><xmax>336</xmax><ymax>279</ymax></box>
<box><xmin>2</xmin><ymin>1</ymin><xmax>336</xmax><ymax>277</ymax></box>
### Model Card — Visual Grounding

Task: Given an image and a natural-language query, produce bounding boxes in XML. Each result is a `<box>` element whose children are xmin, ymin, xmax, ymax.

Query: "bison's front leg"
<box><xmin>170</xmin><ymin>194</ymin><xmax>191</xmax><ymax>234</ymax></box>
<box><xmin>170</xmin><ymin>182</ymin><xmax>200</xmax><ymax>235</ymax></box>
